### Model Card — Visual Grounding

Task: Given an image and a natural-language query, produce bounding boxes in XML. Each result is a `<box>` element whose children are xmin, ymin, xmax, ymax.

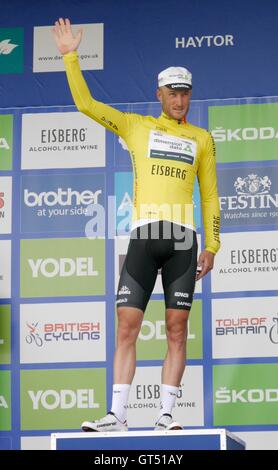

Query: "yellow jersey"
<box><xmin>63</xmin><ymin>52</ymin><xmax>220</xmax><ymax>254</ymax></box>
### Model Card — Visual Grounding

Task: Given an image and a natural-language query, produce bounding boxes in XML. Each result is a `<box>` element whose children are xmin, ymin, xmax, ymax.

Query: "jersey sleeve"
<box><xmin>197</xmin><ymin>132</ymin><xmax>221</xmax><ymax>255</ymax></box>
<box><xmin>63</xmin><ymin>51</ymin><xmax>133</xmax><ymax>139</ymax></box>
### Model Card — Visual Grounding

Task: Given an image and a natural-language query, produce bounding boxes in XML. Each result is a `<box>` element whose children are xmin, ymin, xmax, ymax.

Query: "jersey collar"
<box><xmin>159</xmin><ymin>112</ymin><xmax>187</xmax><ymax>126</ymax></box>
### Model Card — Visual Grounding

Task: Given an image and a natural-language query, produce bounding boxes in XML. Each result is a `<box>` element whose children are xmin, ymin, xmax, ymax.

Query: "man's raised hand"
<box><xmin>52</xmin><ymin>18</ymin><xmax>82</xmax><ymax>55</ymax></box>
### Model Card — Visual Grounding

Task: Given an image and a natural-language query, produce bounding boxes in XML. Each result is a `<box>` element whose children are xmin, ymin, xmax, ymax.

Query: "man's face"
<box><xmin>157</xmin><ymin>86</ymin><xmax>192</xmax><ymax>121</ymax></box>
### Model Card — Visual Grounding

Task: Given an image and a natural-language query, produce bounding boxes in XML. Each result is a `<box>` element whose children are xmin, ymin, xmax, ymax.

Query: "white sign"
<box><xmin>21</xmin><ymin>436</ymin><xmax>51</xmax><ymax>450</ymax></box>
<box><xmin>20</xmin><ymin>301</ymin><xmax>106</xmax><ymax>363</ymax></box>
<box><xmin>211</xmin><ymin>231</ymin><xmax>278</xmax><ymax>292</ymax></box>
<box><xmin>128</xmin><ymin>366</ymin><xmax>204</xmax><ymax>427</ymax></box>
<box><xmin>0</xmin><ymin>177</ymin><xmax>12</xmax><ymax>234</ymax></box>
<box><xmin>0</xmin><ymin>240</ymin><xmax>11</xmax><ymax>298</ymax></box>
<box><xmin>21</xmin><ymin>112</ymin><xmax>105</xmax><ymax>169</ymax></box>
<box><xmin>212</xmin><ymin>297</ymin><xmax>278</xmax><ymax>359</ymax></box>
<box><xmin>236</xmin><ymin>431</ymin><xmax>278</xmax><ymax>450</ymax></box>
<box><xmin>33</xmin><ymin>24</ymin><xmax>103</xmax><ymax>73</ymax></box>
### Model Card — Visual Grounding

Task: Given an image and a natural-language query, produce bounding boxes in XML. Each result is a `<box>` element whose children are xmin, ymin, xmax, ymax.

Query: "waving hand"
<box><xmin>53</xmin><ymin>18</ymin><xmax>82</xmax><ymax>55</ymax></box>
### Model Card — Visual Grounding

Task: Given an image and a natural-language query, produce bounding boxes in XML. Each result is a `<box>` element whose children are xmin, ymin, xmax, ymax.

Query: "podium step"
<box><xmin>51</xmin><ymin>428</ymin><xmax>245</xmax><ymax>450</ymax></box>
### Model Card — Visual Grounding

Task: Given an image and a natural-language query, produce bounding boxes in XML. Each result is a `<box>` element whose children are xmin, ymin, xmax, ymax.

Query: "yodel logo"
<box><xmin>0</xmin><ymin>39</ymin><xmax>18</xmax><ymax>55</ymax></box>
<box><xmin>24</xmin><ymin>188</ymin><xmax>102</xmax><ymax>207</ymax></box>
<box><xmin>211</xmin><ymin>126</ymin><xmax>278</xmax><ymax>142</ymax></box>
<box><xmin>216</xmin><ymin>387</ymin><xmax>278</xmax><ymax>403</ymax></box>
<box><xmin>28</xmin><ymin>257</ymin><xmax>98</xmax><ymax>278</ymax></box>
<box><xmin>28</xmin><ymin>389</ymin><xmax>100</xmax><ymax>410</ymax></box>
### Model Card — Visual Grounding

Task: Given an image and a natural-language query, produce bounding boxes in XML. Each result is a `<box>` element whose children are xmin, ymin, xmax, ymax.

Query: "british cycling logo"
<box><xmin>0</xmin><ymin>39</ymin><xmax>18</xmax><ymax>55</ymax></box>
<box><xmin>25</xmin><ymin>322</ymin><xmax>43</xmax><ymax>347</ymax></box>
<box><xmin>234</xmin><ymin>174</ymin><xmax>271</xmax><ymax>195</ymax></box>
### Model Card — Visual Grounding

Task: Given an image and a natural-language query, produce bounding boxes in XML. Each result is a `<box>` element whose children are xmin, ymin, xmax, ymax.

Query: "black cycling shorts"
<box><xmin>116</xmin><ymin>221</ymin><xmax>198</xmax><ymax>312</ymax></box>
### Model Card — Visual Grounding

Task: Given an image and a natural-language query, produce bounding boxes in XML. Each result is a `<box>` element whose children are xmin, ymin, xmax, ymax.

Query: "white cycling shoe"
<box><xmin>154</xmin><ymin>413</ymin><xmax>183</xmax><ymax>430</ymax></box>
<box><xmin>81</xmin><ymin>412</ymin><xmax>128</xmax><ymax>432</ymax></box>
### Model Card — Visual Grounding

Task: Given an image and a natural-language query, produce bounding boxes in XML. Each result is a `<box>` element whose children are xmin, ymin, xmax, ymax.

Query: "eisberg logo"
<box><xmin>135</xmin><ymin>384</ymin><xmax>183</xmax><ymax>400</ymax></box>
<box><xmin>212</xmin><ymin>126</ymin><xmax>278</xmax><ymax>142</ymax></box>
<box><xmin>216</xmin><ymin>387</ymin><xmax>278</xmax><ymax>403</ymax></box>
<box><xmin>0</xmin><ymin>39</ymin><xmax>18</xmax><ymax>55</ymax></box>
<box><xmin>28</xmin><ymin>389</ymin><xmax>99</xmax><ymax>410</ymax></box>
<box><xmin>28</xmin><ymin>257</ymin><xmax>98</xmax><ymax>278</ymax></box>
<box><xmin>41</xmin><ymin>128</ymin><xmax>86</xmax><ymax>144</ymax></box>
<box><xmin>24</xmin><ymin>188</ymin><xmax>102</xmax><ymax>207</ymax></box>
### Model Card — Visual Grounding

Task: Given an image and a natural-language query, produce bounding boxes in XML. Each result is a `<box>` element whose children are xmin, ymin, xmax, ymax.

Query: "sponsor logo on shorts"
<box><xmin>118</xmin><ymin>285</ymin><xmax>131</xmax><ymax>295</ymax></box>
<box><xmin>116</xmin><ymin>298</ymin><xmax>128</xmax><ymax>304</ymax></box>
<box><xmin>177</xmin><ymin>301</ymin><xmax>191</xmax><ymax>307</ymax></box>
<box><xmin>174</xmin><ymin>292</ymin><xmax>189</xmax><ymax>298</ymax></box>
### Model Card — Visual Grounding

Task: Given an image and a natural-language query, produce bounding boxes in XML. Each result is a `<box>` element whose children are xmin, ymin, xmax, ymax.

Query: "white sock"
<box><xmin>158</xmin><ymin>384</ymin><xmax>179</xmax><ymax>419</ymax></box>
<box><xmin>111</xmin><ymin>384</ymin><xmax>131</xmax><ymax>423</ymax></box>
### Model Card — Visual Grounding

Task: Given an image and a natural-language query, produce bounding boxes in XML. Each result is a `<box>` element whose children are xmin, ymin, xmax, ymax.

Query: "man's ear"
<box><xmin>156</xmin><ymin>88</ymin><xmax>162</xmax><ymax>103</ymax></box>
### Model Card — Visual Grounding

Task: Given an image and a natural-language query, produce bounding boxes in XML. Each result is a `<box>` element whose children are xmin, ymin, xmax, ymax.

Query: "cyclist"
<box><xmin>53</xmin><ymin>18</ymin><xmax>220</xmax><ymax>432</ymax></box>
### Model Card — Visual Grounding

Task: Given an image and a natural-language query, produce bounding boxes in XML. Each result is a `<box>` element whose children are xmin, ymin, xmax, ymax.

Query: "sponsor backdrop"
<box><xmin>0</xmin><ymin>0</ymin><xmax>278</xmax><ymax>451</ymax></box>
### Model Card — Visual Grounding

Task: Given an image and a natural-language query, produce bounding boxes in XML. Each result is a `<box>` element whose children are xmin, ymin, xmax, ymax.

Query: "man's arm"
<box><xmin>196</xmin><ymin>132</ymin><xmax>220</xmax><ymax>280</ymax></box>
<box><xmin>52</xmin><ymin>18</ymin><xmax>133</xmax><ymax>138</ymax></box>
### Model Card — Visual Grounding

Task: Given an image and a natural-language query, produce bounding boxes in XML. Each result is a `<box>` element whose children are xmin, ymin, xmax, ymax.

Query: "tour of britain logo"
<box><xmin>212</xmin><ymin>297</ymin><xmax>278</xmax><ymax>359</ymax></box>
<box><xmin>0</xmin><ymin>28</ymin><xmax>24</xmax><ymax>74</ymax></box>
<box><xmin>218</xmin><ymin>166</ymin><xmax>278</xmax><ymax>227</ymax></box>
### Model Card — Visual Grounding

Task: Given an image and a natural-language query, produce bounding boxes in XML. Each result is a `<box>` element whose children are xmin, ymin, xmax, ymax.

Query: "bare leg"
<box><xmin>114</xmin><ymin>306</ymin><xmax>144</xmax><ymax>384</ymax></box>
<box><xmin>162</xmin><ymin>308</ymin><xmax>190</xmax><ymax>386</ymax></box>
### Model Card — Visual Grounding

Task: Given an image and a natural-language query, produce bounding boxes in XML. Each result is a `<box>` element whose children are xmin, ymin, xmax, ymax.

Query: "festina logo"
<box><xmin>220</xmin><ymin>174</ymin><xmax>278</xmax><ymax>211</ymax></box>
